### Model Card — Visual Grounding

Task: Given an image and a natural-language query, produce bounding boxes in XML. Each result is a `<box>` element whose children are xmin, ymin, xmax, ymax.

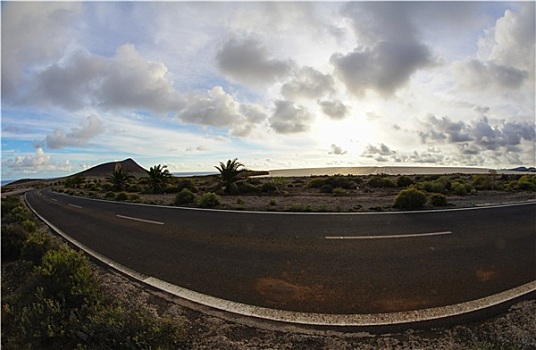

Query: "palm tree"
<box><xmin>215</xmin><ymin>158</ymin><xmax>246</xmax><ymax>194</ymax></box>
<box><xmin>106</xmin><ymin>164</ymin><xmax>134</xmax><ymax>191</ymax></box>
<box><xmin>148</xmin><ymin>164</ymin><xmax>172</xmax><ymax>193</ymax></box>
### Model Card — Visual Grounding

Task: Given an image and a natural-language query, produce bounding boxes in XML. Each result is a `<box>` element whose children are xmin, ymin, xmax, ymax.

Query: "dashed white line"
<box><xmin>116</xmin><ymin>214</ymin><xmax>164</xmax><ymax>225</ymax></box>
<box><xmin>68</xmin><ymin>204</ymin><xmax>83</xmax><ymax>209</ymax></box>
<box><xmin>51</xmin><ymin>198</ymin><xmax>58</xmax><ymax>202</ymax></box>
<box><xmin>325</xmin><ymin>231</ymin><xmax>453</xmax><ymax>240</ymax></box>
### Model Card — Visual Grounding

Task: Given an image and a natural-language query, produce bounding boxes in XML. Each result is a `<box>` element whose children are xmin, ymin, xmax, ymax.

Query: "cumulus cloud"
<box><xmin>4</xmin><ymin>147</ymin><xmax>73</xmax><ymax>174</ymax></box>
<box><xmin>1</xmin><ymin>2</ymin><xmax>81</xmax><ymax>100</ymax></box>
<box><xmin>216</xmin><ymin>37</ymin><xmax>293</xmax><ymax>85</ymax></box>
<box><xmin>281</xmin><ymin>67</ymin><xmax>335</xmax><ymax>99</ymax></box>
<box><xmin>456</xmin><ymin>3</ymin><xmax>535</xmax><ymax>92</ymax></box>
<box><xmin>362</xmin><ymin>143</ymin><xmax>396</xmax><ymax>162</ymax></box>
<box><xmin>269</xmin><ymin>100</ymin><xmax>312</xmax><ymax>134</ymax></box>
<box><xmin>329</xmin><ymin>144</ymin><xmax>347</xmax><ymax>155</ymax></box>
<box><xmin>177</xmin><ymin>86</ymin><xmax>268</xmax><ymax>137</ymax></box>
<box><xmin>331</xmin><ymin>41</ymin><xmax>433</xmax><ymax>96</ymax></box>
<box><xmin>46</xmin><ymin>115</ymin><xmax>104</xmax><ymax>149</ymax></box>
<box><xmin>318</xmin><ymin>100</ymin><xmax>349</xmax><ymax>120</ymax></box>
<box><xmin>31</xmin><ymin>45</ymin><xmax>184</xmax><ymax>112</ymax></box>
<box><xmin>419</xmin><ymin>115</ymin><xmax>535</xmax><ymax>151</ymax></box>
<box><xmin>361</xmin><ymin>143</ymin><xmax>446</xmax><ymax>164</ymax></box>
<box><xmin>178</xmin><ymin>86</ymin><xmax>239</xmax><ymax>128</ymax></box>
<box><xmin>331</xmin><ymin>2</ymin><xmax>435</xmax><ymax>96</ymax></box>
<box><xmin>453</xmin><ymin>59</ymin><xmax>528</xmax><ymax>89</ymax></box>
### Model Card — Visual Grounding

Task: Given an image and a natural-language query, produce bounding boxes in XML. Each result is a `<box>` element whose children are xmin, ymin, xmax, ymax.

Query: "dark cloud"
<box><xmin>361</xmin><ymin>143</ymin><xmax>396</xmax><ymax>162</ymax></box>
<box><xmin>454</xmin><ymin>59</ymin><xmax>528</xmax><ymax>89</ymax></box>
<box><xmin>281</xmin><ymin>67</ymin><xmax>335</xmax><ymax>99</ymax></box>
<box><xmin>46</xmin><ymin>114</ymin><xmax>104</xmax><ymax>149</ymax></box>
<box><xmin>331</xmin><ymin>41</ymin><xmax>433</xmax><ymax>96</ymax></box>
<box><xmin>419</xmin><ymin>114</ymin><xmax>472</xmax><ymax>143</ymax></box>
<box><xmin>420</xmin><ymin>115</ymin><xmax>535</xmax><ymax>151</ymax></box>
<box><xmin>216</xmin><ymin>37</ymin><xmax>292</xmax><ymax>85</ymax></box>
<box><xmin>269</xmin><ymin>100</ymin><xmax>311</xmax><ymax>134</ymax></box>
<box><xmin>318</xmin><ymin>100</ymin><xmax>348</xmax><ymax>120</ymax></box>
<box><xmin>329</xmin><ymin>144</ymin><xmax>347</xmax><ymax>155</ymax></box>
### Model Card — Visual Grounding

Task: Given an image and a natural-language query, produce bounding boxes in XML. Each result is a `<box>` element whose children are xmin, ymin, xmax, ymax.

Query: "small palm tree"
<box><xmin>107</xmin><ymin>164</ymin><xmax>134</xmax><ymax>191</ymax></box>
<box><xmin>148</xmin><ymin>164</ymin><xmax>172</xmax><ymax>193</ymax></box>
<box><xmin>215</xmin><ymin>158</ymin><xmax>246</xmax><ymax>194</ymax></box>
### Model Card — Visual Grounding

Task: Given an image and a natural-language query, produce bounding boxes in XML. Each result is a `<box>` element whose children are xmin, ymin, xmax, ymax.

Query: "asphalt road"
<box><xmin>26</xmin><ymin>189</ymin><xmax>535</xmax><ymax>314</ymax></box>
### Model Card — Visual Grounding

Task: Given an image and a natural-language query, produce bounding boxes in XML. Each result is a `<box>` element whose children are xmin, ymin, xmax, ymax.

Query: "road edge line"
<box><xmin>25</xmin><ymin>192</ymin><xmax>536</xmax><ymax>327</ymax></box>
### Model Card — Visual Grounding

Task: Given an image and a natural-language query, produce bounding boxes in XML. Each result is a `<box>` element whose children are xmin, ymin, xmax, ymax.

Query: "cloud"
<box><xmin>30</xmin><ymin>45</ymin><xmax>184</xmax><ymax>112</ymax></box>
<box><xmin>418</xmin><ymin>114</ymin><xmax>472</xmax><ymax>144</ymax></box>
<box><xmin>331</xmin><ymin>41</ymin><xmax>433</xmax><ymax>96</ymax></box>
<box><xmin>330</xmin><ymin>2</ymin><xmax>436</xmax><ymax>96</ymax></box>
<box><xmin>4</xmin><ymin>147</ymin><xmax>73</xmax><ymax>174</ymax></box>
<box><xmin>178</xmin><ymin>86</ymin><xmax>240</xmax><ymax>128</ymax></box>
<box><xmin>318</xmin><ymin>100</ymin><xmax>349</xmax><ymax>120</ymax></box>
<box><xmin>46</xmin><ymin>115</ymin><xmax>104</xmax><ymax>149</ymax></box>
<box><xmin>453</xmin><ymin>59</ymin><xmax>528</xmax><ymax>89</ymax></box>
<box><xmin>419</xmin><ymin>115</ymin><xmax>535</xmax><ymax>151</ymax></box>
<box><xmin>361</xmin><ymin>143</ymin><xmax>446</xmax><ymax>164</ymax></box>
<box><xmin>1</xmin><ymin>2</ymin><xmax>82</xmax><ymax>100</ymax></box>
<box><xmin>281</xmin><ymin>67</ymin><xmax>335</xmax><ymax>99</ymax></box>
<box><xmin>329</xmin><ymin>144</ymin><xmax>347</xmax><ymax>155</ymax></box>
<box><xmin>269</xmin><ymin>100</ymin><xmax>312</xmax><ymax>134</ymax></box>
<box><xmin>216</xmin><ymin>36</ymin><xmax>293</xmax><ymax>85</ymax></box>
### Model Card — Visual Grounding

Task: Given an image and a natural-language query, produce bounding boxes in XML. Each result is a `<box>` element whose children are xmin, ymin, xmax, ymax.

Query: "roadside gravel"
<box><xmin>95</xmin><ymin>266</ymin><xmax>535</xmax><ymax>349</ymax></box>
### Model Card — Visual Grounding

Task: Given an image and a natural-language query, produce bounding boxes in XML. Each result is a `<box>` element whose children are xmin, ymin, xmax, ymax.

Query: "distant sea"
<box><xmin>1</xmin><ymin>180</ymin><xmax>15</xmax><ymax>187</ymax></box>
<box><xmin>172</xmin><ymin>171</ymin><xmax>218</xmax><ymax>177</ymax></box>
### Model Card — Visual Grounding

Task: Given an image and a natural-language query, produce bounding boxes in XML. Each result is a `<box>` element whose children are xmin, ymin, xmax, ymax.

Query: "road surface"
<box><xmin>26</xmin><ymin>189</ymin><xmax>535</xmax><ymax>314</ymax></box>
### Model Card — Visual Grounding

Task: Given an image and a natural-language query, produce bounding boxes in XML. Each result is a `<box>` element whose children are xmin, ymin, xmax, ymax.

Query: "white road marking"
<box><xmin>69</xmin><ymin>204</ymin><xmax>82</xmax><ymax>209</ymax></box>
<box><xmin>116</xmin><ymin>214</ymin><xmax>164</xmax><ymax>225</ymax></box>
<box><xmin>51</xmin><ymin>198</ymin><xmax>58</xmax><ymax>202</ymax></box>
<box><xmin>325</xmin><ymin>231</ymin><xmax>453</xmax><ymax>240</ymax></box>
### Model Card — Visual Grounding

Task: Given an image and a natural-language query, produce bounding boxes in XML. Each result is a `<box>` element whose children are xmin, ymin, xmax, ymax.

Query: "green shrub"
<box><xmin>261</xmin><ymin>181</ymin><xmax>278</xmax><ymax>194</ymax></box>
<box><xmin>237</xmin><ymin>180</ymin><xmax>260</xmax><ymax>194</ymax></box>
<box><xmin>35</xmin><ymin>246</ymin><xmax>101</xmax><ymax>310</ymax></box>
<box><xmin>1</xmin><ymin>225</ymin><xmax>29</xmax><ymax>260</ymax></box>
<box><xmin>175</xmin><ymin>188</ymin><xmax>196</xmax><ymax>205</ymax></box>
<box><xmin>452</xmin><ymin>181</ymin><xmax>468</xmax><ymax>196</ymax></box>
<box><xmin>332</xmin><ymin>187</ymin><xmax>347</xmax><ymax>196</ymax></box>
<box><xmin>127</xmin><ymin>184</ymin><xmax>142</xmax><ymax>193</ymax></box>
<box><xmin>129</xmin><ymin>193</ymin><xmax>140</xmax><ymax>201</ymax></box>
<box><xmin>307</xmin><ymin>177</ymin><xmax>327</xmax><ymax>188</ymax></box>
<box><xmin>397</xmin><ymin>175</ymin><xmax>414</xmax><ymax>187</ymax></box>
<box><xmin>115</xmin><ymin>192</ymin><xmax>129</xmax><ymax>201</ymax></box>
<box><xmin>320</xmin><ymin>184</ymin><xmax>333</xmax><ymax>193</ymax></box>
<box><xmin>104</xmin><ymin>191</ymin><xmax>115</xmax><ymax>199</ymax></box>
<box><xmin>472</xmin><ymin>174</ymin><xmax>493</xmax><ymax>190</ymax></box>
<box><xmin>176</xmin><ymin>178</ymin><xmax>198</xmax><ymax>193</ymax></box>
<box><xmin>367</xmin><ymin>176</ymin><xmax>396</xmax><ymax>188</ymax></box>
<box><xmin>198</xmin><ymin>192</ymin><xmax>220</xmax><ymax>208</ymax></box>
<box><xmin>393</xmin><ymin>187</ymin><xmax>427</xmax><ymax>210</ymax></box>
<box><xmin>430</xmin><ymin>194</ymin><xmax>448</xmax><ymax>207</ymax></box>
<box><xmin>21</xmin><ymin>231</ymin><xmax>54</xmax><ymax>265</ymax></box>
<box><xmin>418</xmin><ymin>181</ymin><xmax>445</xmax><ymax>193</ymax></box>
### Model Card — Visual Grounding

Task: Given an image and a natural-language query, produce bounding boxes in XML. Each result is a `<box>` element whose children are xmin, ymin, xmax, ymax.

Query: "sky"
<box><xmin>1</xmin><ymin>1</ymin><xmax>535</xmax><ymax>180</ymax></box>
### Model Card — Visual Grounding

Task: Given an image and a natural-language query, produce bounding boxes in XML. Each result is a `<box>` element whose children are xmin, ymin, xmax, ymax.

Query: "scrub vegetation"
<box><xmin>1</xmin><ymin>197</ymin><xmax>187</xmax><ymax>349</ymax></box>
<box><xmin>11</xmin><ymin>159</ymin><xmax>535</xmax><ymax>212</ymax></box>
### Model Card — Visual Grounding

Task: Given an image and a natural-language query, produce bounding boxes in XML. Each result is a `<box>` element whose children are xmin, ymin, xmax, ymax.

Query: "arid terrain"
<box><xmin>2</xmin><ymin>167</ymin><xmax>535</xmax><ymax>349</ymax></box>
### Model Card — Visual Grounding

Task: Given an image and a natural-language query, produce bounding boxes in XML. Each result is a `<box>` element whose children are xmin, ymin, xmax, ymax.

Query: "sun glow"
<box><xmin>313</xmin><ymin>116</ymin><xmax>378</xmax><ymax>156</ymax></box>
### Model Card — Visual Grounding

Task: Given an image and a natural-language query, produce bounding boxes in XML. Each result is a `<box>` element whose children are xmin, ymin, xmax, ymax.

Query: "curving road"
<box><xmin>26</xmin><ymin>189</ymin><xmax>535</xmax><ymax>314</ymax></box>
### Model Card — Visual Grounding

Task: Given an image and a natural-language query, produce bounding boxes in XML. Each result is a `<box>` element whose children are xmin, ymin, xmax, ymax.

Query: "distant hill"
<box><xmin>509</xmin><ymin>166</ymin><xmax>536</xmax><ymax>172</ymax></box>
<box><xmin>76</xmin><ymin>158</ymin><xmax>149</xmax><ymax>178</ymax></box>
